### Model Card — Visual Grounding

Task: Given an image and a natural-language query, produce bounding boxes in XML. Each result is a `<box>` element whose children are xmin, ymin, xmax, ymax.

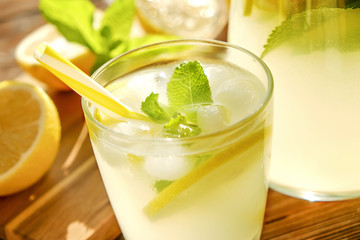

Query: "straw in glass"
<box><xmin>34</xmin><ymin>42</ymin><xmax>148</xmax><ymax>121</ymax></box>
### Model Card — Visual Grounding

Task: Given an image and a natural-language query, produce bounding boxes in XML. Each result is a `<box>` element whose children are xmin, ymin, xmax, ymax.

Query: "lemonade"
<box><xmin>82</xmin><ymin>40</ymin><xmax>273</xmax><ymax>239</ymax></box>
<box><xmin>229</xmin><ymin>1</ymin><xmax>360</xmax><ymax>199</ymax></box>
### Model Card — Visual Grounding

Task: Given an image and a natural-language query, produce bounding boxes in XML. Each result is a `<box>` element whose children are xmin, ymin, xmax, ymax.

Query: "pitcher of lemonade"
<box><xmin>228</xmin><ymin>0</ymin><xmax>360</xmax><ymax>200</ymax></box>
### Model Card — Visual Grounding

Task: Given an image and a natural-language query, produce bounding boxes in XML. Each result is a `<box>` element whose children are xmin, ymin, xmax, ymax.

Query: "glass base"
<box><xmin>269</xmin><ymin>181</ymin><xmax>360</xmax><ymax>202</ymax></box>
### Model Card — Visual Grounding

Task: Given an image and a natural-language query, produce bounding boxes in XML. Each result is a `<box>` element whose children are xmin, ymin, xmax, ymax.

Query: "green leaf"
<box><xmin>39</xmin><ymin>0</ymin><xmax>104</xmax><ymax>54</ymax></box>
<box><xmin>39</xmin><ymin>0</ymin><xmax>181</xmax><ymax>74</ymax></box>
<box><xmin>126</xmin><ymin>34</ymin><xmax>179</xmax><ymax>51</ymax></box>
<box><xmin>167</xmin><ymin>61</ymin><xmax>213</xmax><ymax>111</ymax></box>
<box><xmin>262</xmin><ymin>8</ymin><xmax>360</xmax><ymax>57</ymax></box>
<box><xmin>109</xmin><ymin>34</ymin><xmax>179</xmax><ymax>59</ymax></box>
<box><xmin>99</xmin><ymin>0</ymin><xmax>135</xmax><ymax>51</ymax></box>
<box><xmin>141</xmin><ymin>93</ymin><xmax>171</xmax><ymax>123</ymax></box>
<box><xmin>140</xmin><ymin>61</ymin><xmax>214</xmax><ymax>138</ymax></box>
<box><xmin>346</xmin><ymin>0</ymin><xmax>360</xmax><ymax>9</ymax></box>
<box><xmin>163</xmin><ymin>113</ymin><xmax>201</xmax><ymax>138</ymax></box>
<box><xmin>90</xmin><ymin>54</ymin><xmax>113</xmax><ymax>74</ymax></box>
<box><xmin>154</xmin><ymin>180</ymin><xmax>174</xmax><ymax>193</ymax></box>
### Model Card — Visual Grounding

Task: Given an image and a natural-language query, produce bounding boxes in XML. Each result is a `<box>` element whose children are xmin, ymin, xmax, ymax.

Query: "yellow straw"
<box><xmin>34</xmin><ymin>42</ymin><xmax>148</xmax><ymax>121</ymax></box>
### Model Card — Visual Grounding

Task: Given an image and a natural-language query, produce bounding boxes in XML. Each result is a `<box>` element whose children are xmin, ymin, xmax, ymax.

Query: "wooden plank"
<box><xmin>5</xmin><ymin>157</ymin><xmax>120</xmax><ymax>240</ymax></box>
<box><xmin>0</xmin><ymin>88</ymin><xmax>88</xmax><ymax>237</ymax></box>
<box><xmin>261</xmin><ymin>190</ymin><xmax>360</xmax><ymax>239</ymax></box>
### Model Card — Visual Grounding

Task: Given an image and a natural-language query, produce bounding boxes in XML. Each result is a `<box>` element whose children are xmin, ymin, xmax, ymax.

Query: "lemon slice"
<box><xmin>15</xmin><ymin>24</ymin><xmax>96</xmax><ymax>91</ymax></box>
<box><xmin>144</xmin><ymin>125</ymin><xmax>269</xmax><ymax>216</ymax></box>
<box><xmin>0</xmin><ymin>81</ymin><xmax>61</xmax><ymax>196</ymax></box>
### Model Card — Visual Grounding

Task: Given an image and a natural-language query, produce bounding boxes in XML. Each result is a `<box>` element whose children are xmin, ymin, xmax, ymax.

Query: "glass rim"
<box><xmin>81</xmin><ymin>39</ymin><xmax>274</xmax><ymax>143</ymax></box>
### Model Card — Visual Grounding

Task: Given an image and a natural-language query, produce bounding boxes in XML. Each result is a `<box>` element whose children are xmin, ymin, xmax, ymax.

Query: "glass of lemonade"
<box><xmin>228</xmin><ymin>0</ymin><xmax>360</xmax><ymax>200</ymax></box>
<box><xmin>82</xmin><ymin>39</ymin><xmax>273</xmax><ymax>240</ymax></box>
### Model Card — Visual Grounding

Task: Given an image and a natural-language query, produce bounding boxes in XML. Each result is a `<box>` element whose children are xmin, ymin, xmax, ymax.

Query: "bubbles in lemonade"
<box><xmin>85</xmin><ymin>59</ymin><xmax>272</xmax><ymax>240</ymax></box>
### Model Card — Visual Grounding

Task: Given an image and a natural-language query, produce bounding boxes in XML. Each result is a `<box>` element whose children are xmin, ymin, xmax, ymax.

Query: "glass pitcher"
<box><xmin>228</xmin><ymin>0</ymin><xmax>360</xmax><ymax>201</ymax></box>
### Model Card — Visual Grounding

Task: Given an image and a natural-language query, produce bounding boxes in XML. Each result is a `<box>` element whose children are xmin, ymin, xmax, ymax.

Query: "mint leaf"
<box><xmin>154</xmin><ymin>180</ymin><xmax>173</xmax><ymax>193</ymax></box>
<box><xmin>124</xmin><ymin>34</ymin><xmax>178</xmax><ymax>53</ymax></box>
<box><xmin>141</xmin><ymin>61</ymin><xmax>213</xmax><ymax>138</ymax></box>
<box><xmin>40</xmin><ymin>0</ymin><xmax>178</xmax><ymax>73</ymax></box>
<box><xmin>346</xmin><ymin>0</ymin><xmax>360</xmax><ymax>8</ymax></box>
<box><xmin>167</xmin><ymin>61</ymin><xmax>213</xmax><ymax>111</ymax></box>
<box><xmin>163</xmin><ymin>113</ymin><xmax>201</xmax><ymax>138</ymax></box>
<box><xmin>262</xmin><ymin>8</ymin><xmax>360</xmax><ymax>57</ymax></box>
<box><xmin>90</xmin><ymin>54</ymin><xmax>112</xmax><ymax>74</ymax></box>
<box><xmin>99</xmin><ymin>0</ymin><xmax>135</xmax><ymax>52</ymax></box>
<box><xmin>142</xmin><ymin>62</ymin><xmax>216</xmax><ymax>196</ymax></box>
<box><xmin>141</xmin><ymin>93</ymin><xmax>170</xmax><ymax>123</ymax></box>
<box><xmin>109</xmin><ymin>34</ymin><xmax>179</xmax><ymax>59</ymax></box>
<box><xmin>39</xmin><ymin>0</ymin><xmax>104</xmax><ymax>54</ymax></box>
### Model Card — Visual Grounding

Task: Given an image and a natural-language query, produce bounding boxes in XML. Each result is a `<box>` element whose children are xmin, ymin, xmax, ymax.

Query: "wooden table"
<box><xmin>1</xmin><ymin>0</ymin><xmax>359</xmax><ymax>239</ymax></box>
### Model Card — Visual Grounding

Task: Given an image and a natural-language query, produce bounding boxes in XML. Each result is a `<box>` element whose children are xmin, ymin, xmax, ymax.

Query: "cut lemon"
<box><xmin>15</xmin><ymin>23</ymin><xmax>96</xmax><ymax>91</ymax></box>
<box><xmin>144</xmin><ymin>126</ymin><xmax>270</xmax><ymax>216</ymax></box>
<box><xmin>0</xmin><ymin>81</ymin><xmax>61</xmax><ymax>196</ymax></box>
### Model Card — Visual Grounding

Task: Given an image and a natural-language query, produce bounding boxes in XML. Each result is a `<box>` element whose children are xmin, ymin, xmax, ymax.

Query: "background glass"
<box><xmin>134</xmin><ymin>0</ymin><xmax>229</xmax><ymax>39</ymax></box>
<box><xmin>228</xmin><ymin>0</ymin><xmax>360</xmax><ymax>200</ymax></box>
<box><xmin>82</xmin><ymin>40</ymin><xmax>273</xmax><ymax>240</ymax></box>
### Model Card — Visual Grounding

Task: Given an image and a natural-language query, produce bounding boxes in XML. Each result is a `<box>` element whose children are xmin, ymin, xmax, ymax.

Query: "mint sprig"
<box><xmin>142</xmin><ymin>61</ymin><xmax>218</xmax><ymax>194</ymax></box>
<box><xmin>168</xmin><ymin>61</ymin><xmax>213</xmax><ymax>111</ymax></box>
<box><xmin>141</xmin><ymin>93</ymin><xmax>170</xmax><ymax>123</ymax></box>
<box><xmin>154</xmin><ymin>180</ymin><xmax>173</xmax><ymax>193</ymax></box>
<box><xmin>163</xmin><ymin>113</ymin><xmax>202</xmax><ymax>138</ymax></box>
<box><xmin>39</xmin><ymin>0</ymin><xmax>104</xmax><ymax>54</ymax></box>
<box><xmin>141</xmin><ymin>61</ymin><xmax>213</xmax><ymax>138</ymax></box>
<box><xmin>346</xmin><ymin>0</ymin><xmax>360</xmax><ymax>9</ymax></box>
<box><xmin>262</xmin><ymin>8</ymin><xmax>360</xmax><ymax>57</ymax></box>
<box><xmin>39</xmin><ymin>0</ymin><xmax>177</xmax><ymax>72</ymax></box>
<box><xmin>99</xmin><ymin>0</ymin><xmax>134</xmax><ymax>45</ymax></box>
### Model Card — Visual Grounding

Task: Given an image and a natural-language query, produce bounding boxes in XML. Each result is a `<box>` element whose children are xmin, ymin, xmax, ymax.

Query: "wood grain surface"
<box><xmin>0</xmin><ymin>0</ymin><xmax>360</xmax><ymax>239</ymax></box>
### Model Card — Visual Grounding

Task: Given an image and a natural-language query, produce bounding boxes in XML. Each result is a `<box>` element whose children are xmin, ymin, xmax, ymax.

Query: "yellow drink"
<box><xmin>82</xmin><ymin>40</ymin><xmax>273</xmax><ymax>239</ymax></box>
<box><xmin>229</xmin><ymin>1</ymin><xmax>360</xmax><ymax>199</ymax></box>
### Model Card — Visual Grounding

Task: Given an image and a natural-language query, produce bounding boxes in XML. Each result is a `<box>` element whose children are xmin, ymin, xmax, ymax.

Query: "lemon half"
<box><xmin>0</xmin><ymin>81</ymin><xmax>61</xmax><ymax>196</ymax></box>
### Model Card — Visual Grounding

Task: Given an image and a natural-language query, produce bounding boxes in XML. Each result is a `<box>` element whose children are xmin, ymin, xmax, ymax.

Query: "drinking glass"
<box><xmin>82</xmin><ymin>39</ymin><xmax>273</xmax><ymax>239</ymax></box>
<box><xmin>228</xmin><ymin>0</ymin><xmax>360</xmax><ymax>200</ymax></box>
<box><xmin>134</xmin><ymin>0</ymin><xmax>229</xmax><ymax>39</ymax></box>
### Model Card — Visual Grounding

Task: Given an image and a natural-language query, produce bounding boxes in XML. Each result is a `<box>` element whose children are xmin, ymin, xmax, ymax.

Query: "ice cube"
<box><xmin>143</xmin><ymin>150</ymin><xmax>193</xmax><ymax>180</ymax></box>
<box><xmin>127</xmin><ymin>71</ymin><xmax>158</xmax><ymax>98</ymax></box>
<box><xmin>110</xmin><ymin>118</ymin><xmax>162</xmax><ymax>137</ymax></box>
<box><xmin>205</xmin><ymin>65</ymin><xmax>237</xmax><ymax>93</ymax></box>
<box><xmin>152</xmin><ymin>72</ymin><xmax>170</xmax><ymax>104</ymax></box>
<box><xmin>214</xmin><ymin>76</ymin><xmax>265</xmax><ymax>122</ymax></box>
<box><xmin>196</xmin><ymin>104</ymin><xmax>230</xmax><ymax>134</ymax></box>
<box><xmin>111</xmin><ymin>88</ymin><xmax>142</xmax><ymax>113</ymax></box>
<box><xmin>109</xmin><ymin>69</ymin><xmax>170</xmax><ymax>112</ymax></box>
